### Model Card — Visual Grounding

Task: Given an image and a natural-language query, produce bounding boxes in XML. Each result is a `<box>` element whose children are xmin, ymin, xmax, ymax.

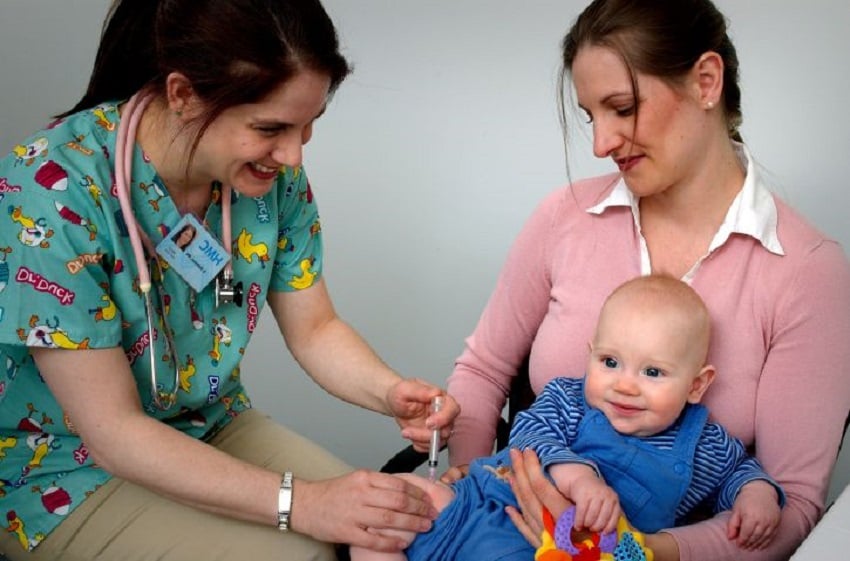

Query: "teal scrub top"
<box><xmin>0</xmin><ymin>102</ymin><xmax>323</xmax><ymax>551</ymax></box>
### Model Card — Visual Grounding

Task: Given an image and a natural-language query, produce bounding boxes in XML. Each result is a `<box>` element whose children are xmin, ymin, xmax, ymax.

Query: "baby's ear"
<box><xmin>687</xmin><ymin>365</ymin><xmax>716</xmax><ymax>404</ymax></box>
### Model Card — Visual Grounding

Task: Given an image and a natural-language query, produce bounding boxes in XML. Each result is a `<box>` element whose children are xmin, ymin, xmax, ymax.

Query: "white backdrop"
<box><xmin>1</xmin><ymin>0</ymin><xmax>847</xmax><ymax>502</ymax></box>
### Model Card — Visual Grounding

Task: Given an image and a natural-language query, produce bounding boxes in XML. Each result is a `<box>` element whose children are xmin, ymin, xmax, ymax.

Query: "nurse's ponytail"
<box><xmin>59</xmin><ymin>0</ymin><xmax>162</xmax><ymax>116</ymax></box>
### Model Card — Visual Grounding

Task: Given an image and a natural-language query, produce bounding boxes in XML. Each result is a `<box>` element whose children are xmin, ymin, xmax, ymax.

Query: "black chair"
<box><xmin>380</xmin><ymin>357</ymin><xmax>535</xmax><ymax>474</ymax></box>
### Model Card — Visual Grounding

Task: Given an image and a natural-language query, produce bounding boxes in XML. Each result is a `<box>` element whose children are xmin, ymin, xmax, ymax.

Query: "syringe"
<box><xmin>428</xmin><ymin>396</ymin><xmax>444</xmax><ymax>482</ymax></box>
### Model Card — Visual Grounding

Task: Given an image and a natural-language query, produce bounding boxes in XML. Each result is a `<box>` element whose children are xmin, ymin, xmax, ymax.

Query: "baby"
<box><xmin>353</xmin><ymin>275</ymin><xmax>783</xmax><ymax>561</ymax></box>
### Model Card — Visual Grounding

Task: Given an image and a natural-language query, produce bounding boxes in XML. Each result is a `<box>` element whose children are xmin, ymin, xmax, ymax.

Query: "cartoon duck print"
<box><xmin>179</xmin><ymin>355</ymin><xmax>196</xmax><ymax>392</ymax></box>
<box><xmin>139</xmin><ymin>181</ymin><xmax>167</xmax><ymax>212</ymax></box>
<box><xmin>208</xmin><ymin>317</ymin><xmax>232</xmax><ymax>366</ymax></box>
<box><xmin>88</xmin><ymin>283</ymin><xmax>117</xmax><ymax>322</ymax></box>
<box><xmin>16</xmin><ymin>404</ymin><xmax>58</xmax><ymax>473</ymax></box>
<box><xmin>64</xmin><ymin>134</ymin><xmax>95</xmax><ymax>156</ymax></box>
<box><xmin>17</xmin><ymin>315</ymin><xmax>90</xmax><ymax>350</ymax></box>
<box><xmin>277</xmin><ymin>232</ymin><xmax>295</xmax><ymax>253</ymax></box>
<box><xmin>0</xmin><ymin>436</ymin><xmax>17</xmax><ymax>459</ymax></box>
<box><xmin>288</xmin><ymin>257</ymin><xmax>316</xmax><ymax>290</ymax></box>
<box><xmin>25</xmin><ymin>432</ymin><xmax>58</xmax><ymax>472</ymax></box>
<box><xmin>8</xmin><ymin>206</ymin><xmax>54</xmax><ymax>248</ymax></box>
<box><xmin>5</xmin><ymin>510</ymin><xmax>30</xmax><ymax>550</ymax></box>
<box><xmin>80</xmin><ymin>174</ymin><xmax>104</xmax><ymax>207</ymax></box>
<box><xmin>309</xmin><ymin>219</ymin><xmax>321</xmax><ymax>237</ymax></box>
<box><xmin>91</xmin><ymin>104</ymin><xmax>117</xmax><ymax>131</ymax></box>
<box><xmin>235</xmin><ymin>228</ymin><xmax>270</xmax><ymax>267</ymax></box>
<box><xmin>11</xmin><ymin>137</ymin><xmax>48</xmax><ymax>167</ymax></box>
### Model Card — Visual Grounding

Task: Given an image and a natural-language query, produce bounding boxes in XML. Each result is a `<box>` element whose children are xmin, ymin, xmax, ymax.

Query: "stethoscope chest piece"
<box><xmin>215</xmin><ymin>269</ymin><xmax>243</xmax><ymax>308</ymax></box>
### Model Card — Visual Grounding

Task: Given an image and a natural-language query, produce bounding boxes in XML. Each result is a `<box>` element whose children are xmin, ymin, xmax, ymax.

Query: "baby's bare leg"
<box><xmin>350</xmin><ymin>473</ymin><xmax>455</xmax><ymax>561</ymax></box>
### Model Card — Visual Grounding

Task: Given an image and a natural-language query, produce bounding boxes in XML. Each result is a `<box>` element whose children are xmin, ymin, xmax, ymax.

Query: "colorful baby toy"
<box><xmin>535</xmin><ymin>506</ymin><xmax>654</xmax><ymax>561</ymax></box>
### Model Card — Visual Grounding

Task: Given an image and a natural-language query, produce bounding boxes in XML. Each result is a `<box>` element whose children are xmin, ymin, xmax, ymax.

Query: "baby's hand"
<box><xmin>570</xmin><ymin>475</ymin><xmax>620</xmax><ymax>534</ymax></box>
<box><xmin>550</xmin><ymin>463</ymin><xmax>620</xmax><ymax>534</ymax></box>
<box><xmin>727</xmin><ymin>480</ymin><xmax>781</xmax><ymax>550</ymax></box>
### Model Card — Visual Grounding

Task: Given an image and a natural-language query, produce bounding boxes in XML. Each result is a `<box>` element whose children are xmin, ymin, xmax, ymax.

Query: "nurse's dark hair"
<box><xmin>58</xmin><ymin>0</ymin><xmax>350</xmax><ymax>128</ymax></box>
<box><xmin>557</xmin><ymin>0</ymin><xmax>743</xmax><ymax>164</ymax></box>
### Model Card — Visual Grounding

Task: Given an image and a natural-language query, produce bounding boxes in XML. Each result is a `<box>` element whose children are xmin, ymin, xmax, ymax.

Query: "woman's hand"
<box><xmin>507</xmin><ymin>448</ymin><xmax>681</xmax><ymax>560</ymax></box>
<box><xmin>389</xmin><ymin>378</ymin><xmax>459</xmax><ymax>452</ymax></box>
<box><xmin>291</xmin><ymin>470</ymin><xmax>438</xmax><ymax>551</ymax></box>
<box><xmin>505</xmin><ymin>448</ymin><xmax>572</xmax><ymax>548</ymax></box>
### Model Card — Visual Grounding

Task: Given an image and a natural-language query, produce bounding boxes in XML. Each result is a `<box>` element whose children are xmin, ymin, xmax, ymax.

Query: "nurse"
<box><xmin>0</xmin><ymin>1</ymin><xmax>457</xmax><ymax>560</ymax></box>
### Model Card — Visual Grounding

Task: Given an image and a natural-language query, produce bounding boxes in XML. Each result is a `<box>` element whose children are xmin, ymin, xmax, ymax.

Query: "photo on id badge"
<box><xmin>156</xmin><ymin>214</ymin><xmax>228</xmax><ymax>292</ymax></box>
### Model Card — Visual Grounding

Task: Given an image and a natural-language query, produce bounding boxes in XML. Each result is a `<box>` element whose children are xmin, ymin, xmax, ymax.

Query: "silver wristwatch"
<box><xmin>278</xmin><ymin>471</ymin><xmax>293</xmax><ymax>531</ymax></box>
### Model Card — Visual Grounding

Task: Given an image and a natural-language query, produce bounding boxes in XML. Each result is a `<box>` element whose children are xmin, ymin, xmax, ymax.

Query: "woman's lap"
<box><xmin>1</xmin><ymin>409</ymin><xmax>352</xmax><ymax>561</ymax></box>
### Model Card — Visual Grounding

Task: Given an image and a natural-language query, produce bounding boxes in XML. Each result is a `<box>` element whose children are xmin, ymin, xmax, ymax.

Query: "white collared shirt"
<box><xmin>585</xmin><ymin>143</ymin><xmax>784</xmax><ymax>282</ymax></box>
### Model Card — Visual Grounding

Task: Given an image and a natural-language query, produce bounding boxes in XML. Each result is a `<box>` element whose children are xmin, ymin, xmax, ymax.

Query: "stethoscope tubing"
<box><xmin>114</xmin><ymin>91</ymin><xmax>236</xmax><ymax>409</ymax></box>
<box><xmin>115</xmin><ymin>92</ymin><xmax>155</xmax><ymax>293</ymax></box>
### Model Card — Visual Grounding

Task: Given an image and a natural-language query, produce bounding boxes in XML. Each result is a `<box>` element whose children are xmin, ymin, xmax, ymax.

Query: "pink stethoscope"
<box><xmin>114</xmin><ymin>91</ymin><xmax>243</xmax><ymax>409</ymax></box>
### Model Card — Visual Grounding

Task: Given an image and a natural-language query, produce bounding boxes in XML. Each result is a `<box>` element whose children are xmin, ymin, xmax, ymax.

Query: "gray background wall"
<box><xmin>2</xmin><ymin>1</ymin><xmax>848</xmax><ymax>503</ymax></box>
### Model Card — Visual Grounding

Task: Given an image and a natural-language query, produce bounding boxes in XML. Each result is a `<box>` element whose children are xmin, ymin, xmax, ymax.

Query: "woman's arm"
<box><xmin>33</xmin><ymin>347</ymin><xmax>287</xmax><ymax>526</ymax></box>
<box><xmin>34</xmin><ymin>346</ymin><xmax>439</xmax><ymax>551</ymax></box>
<box><xmin>267</xmin><ymin>279</ymin><xmax>457</xmax><ymax>449</ymax></box>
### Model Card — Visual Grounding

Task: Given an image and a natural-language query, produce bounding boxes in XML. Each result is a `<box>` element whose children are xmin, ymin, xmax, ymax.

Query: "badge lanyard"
<box><xmin>114</xmin><ymin>91</ymin><xmax>242</xmax><ymax>409</ymax></box>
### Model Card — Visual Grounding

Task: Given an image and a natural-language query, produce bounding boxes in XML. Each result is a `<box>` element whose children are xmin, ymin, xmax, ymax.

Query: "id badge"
<box><xmin>156</xmin><ymin>214</ymin><xmax>229</xmax><ymax>292</ymax></box>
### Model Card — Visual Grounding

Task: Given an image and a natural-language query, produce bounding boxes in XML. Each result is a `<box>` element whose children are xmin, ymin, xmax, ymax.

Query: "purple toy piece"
<box><xmin>553</xmin><ymin>506</ymin><xmax>618</xmax><ymax>554</ymax></box>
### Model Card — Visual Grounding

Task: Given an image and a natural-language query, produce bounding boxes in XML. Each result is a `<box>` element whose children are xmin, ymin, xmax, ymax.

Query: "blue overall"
<box><xmin>405</xmin><ymin>448</ymin><xmax>534</xmax><ymax>561</ymax></box>
<box><xmin>572</xmin><ymin>404</ymin><xmax>709</xmax><ymax>533</ymax></box>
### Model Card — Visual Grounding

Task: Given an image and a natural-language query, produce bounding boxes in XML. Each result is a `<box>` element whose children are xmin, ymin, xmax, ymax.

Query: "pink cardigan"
<box><xmin>446</xmin><ymin>173</ymin><xmax>850</xmax><ymax>560</ymax></box>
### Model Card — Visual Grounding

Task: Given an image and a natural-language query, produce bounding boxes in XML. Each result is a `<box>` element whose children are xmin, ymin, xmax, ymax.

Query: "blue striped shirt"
<box><xmin>509</xmin><ymin>377</ymin><xmax>784</xmax><ymax>520</ymax></box>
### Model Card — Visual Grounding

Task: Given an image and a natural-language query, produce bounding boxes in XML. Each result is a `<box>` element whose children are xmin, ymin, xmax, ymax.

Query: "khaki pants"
<box><xmin>0</xmin><ymin>409</ymin><xmax>352</xmax><ymax>561</ymax></box>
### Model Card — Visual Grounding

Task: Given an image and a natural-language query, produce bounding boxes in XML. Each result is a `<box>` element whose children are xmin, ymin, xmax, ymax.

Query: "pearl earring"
<box><xmin>705</xmin><ymin>101</ymin><xmax>715</xmax><ymax>110</ymax></box>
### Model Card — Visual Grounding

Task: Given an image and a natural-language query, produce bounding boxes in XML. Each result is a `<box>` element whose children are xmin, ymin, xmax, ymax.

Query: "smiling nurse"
<box><xmin>0</xmin><ymin>1</ymin><xmax>457</xmax><ymax>560</ymax></box>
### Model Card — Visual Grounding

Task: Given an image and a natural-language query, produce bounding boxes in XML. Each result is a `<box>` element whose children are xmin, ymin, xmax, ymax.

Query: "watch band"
<box><xmin>278</xmin><ymin>471</ymin><xmax>293</xmax><ymax>531</ymax></box>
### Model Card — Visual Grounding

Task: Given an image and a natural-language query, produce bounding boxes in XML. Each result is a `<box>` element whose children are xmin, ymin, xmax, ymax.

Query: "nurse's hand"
<box><xmin>291</xmin><ymin>470</ymin><xmax>438</xmax><ymax>551</ymax></box>
<box><xmin>390</xmin><ymin>378</ymin><xmax>459</xmax><ymax>452</ymax></box>
<box><xmin>505</xmin><ymin>448</ymin><xmax>572</xmax><ymax>548</ymax></box>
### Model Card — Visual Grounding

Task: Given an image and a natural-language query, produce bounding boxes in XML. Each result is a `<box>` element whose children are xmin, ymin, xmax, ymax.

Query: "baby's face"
<box><xmin>584</xmin><ymin>298</ymin><xmax>706</xmax><ymax>436</ymax></box>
